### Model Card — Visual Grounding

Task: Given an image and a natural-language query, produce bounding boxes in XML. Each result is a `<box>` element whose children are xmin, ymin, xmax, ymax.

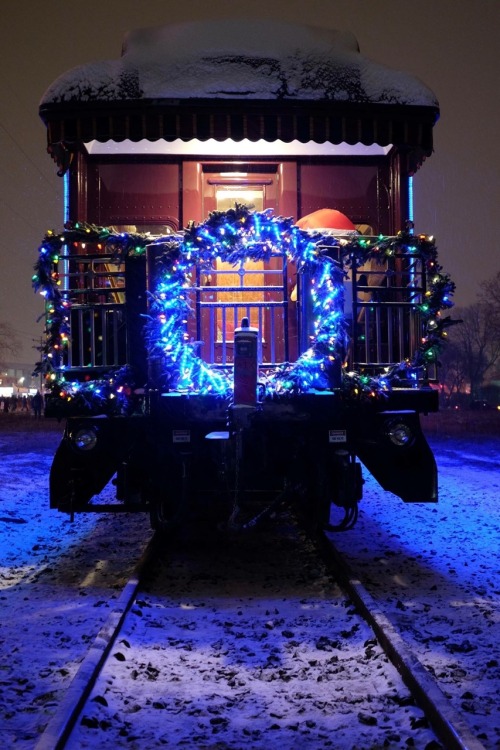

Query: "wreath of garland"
<box><xmin>32</xmin><ymin>205</ymin><xmax>456</xmax><ymax>413</ymax></box>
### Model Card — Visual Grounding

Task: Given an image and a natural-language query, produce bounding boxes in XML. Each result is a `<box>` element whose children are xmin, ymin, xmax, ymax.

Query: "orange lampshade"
<box><xmin>296</xmin><ymin>208</ymin><xmax>356</xmax><ymax>231</ymax></box>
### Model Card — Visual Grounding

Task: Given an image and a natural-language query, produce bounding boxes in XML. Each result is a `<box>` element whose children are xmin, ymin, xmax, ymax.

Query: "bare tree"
<box><xmin>0</xmin><ymin>322</ymin><xmax>19</xmax><ymax>364</ymax></box>
<box><xmin>438</xmin><ymin>338</ymin><xmax>468</xmax><ymax>406</ymax></box>
<box><xmin>447</xmin><ymin>303</ymin><xmax>500</xmax><ymax>401</ymax></box>
<box><xmin>479</xmin><ymin>270</ymin><xmax>500</xmax><ymax>305</ymax></box>
<box><xmin>479</xmin><ymin>271</ymin><xmax>500</xmax><ymax>338</ymax></box>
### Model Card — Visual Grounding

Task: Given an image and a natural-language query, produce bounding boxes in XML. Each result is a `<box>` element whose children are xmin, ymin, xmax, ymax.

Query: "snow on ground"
<box><xmin>0</xmin><ymin>414</ymin><xmax>499</xmax><ymax>748</ymax></box>
<box><xmin>65</xmin><ymin>517</ymin><xmax>441</xmax><ymax>750</ymax></box>
<box><xmin>332</xmin><ymin>425</ymin><xmax>500</xmax><ymax>749</ymax></box>
<box><xmin>0</xmin><ymin>420</ymin><xmax>154</xmax><ymax>747</ymax></box>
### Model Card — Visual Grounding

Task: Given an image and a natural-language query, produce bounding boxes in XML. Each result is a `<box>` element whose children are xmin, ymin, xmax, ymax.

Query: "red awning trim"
<box><xmin>40</xmin><ymin>98</ymin><xmax>438</xmax><ymax>174</ymax></box>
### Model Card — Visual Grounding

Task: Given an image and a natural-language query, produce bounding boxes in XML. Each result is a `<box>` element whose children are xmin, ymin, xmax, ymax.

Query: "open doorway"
<box><xmin>193</xmin><ymin>165</ymin><xmax>292</xmax><ymax>366</ymax></box>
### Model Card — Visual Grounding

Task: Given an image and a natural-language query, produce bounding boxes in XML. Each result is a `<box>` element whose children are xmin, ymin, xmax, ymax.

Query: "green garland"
<box><xmin>32</xmin><ymin>208</ymin><xmax>455</xmax><ymax>412</ymax></box>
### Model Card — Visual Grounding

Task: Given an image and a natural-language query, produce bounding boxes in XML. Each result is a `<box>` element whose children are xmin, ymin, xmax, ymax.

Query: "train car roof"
<box><xmin>39</xmin><ymin>19</ymin><xmax>439</xmax><ymax>173</ymax></box>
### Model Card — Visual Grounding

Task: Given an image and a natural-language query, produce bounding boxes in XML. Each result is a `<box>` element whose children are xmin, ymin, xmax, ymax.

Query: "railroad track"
<box><xmin>317</xmin><ymin>534</ymin><xmax>487</xmax><ymax>750</ymax></box>
<box><xmin>35</xmin><ymin>515</ymin><xmax>486</xmax><ymax>750</ymax></box>
<box><xmin>34</xmin><ymin>533</ymin><xmax>161</xmax><ymax>750</ymax></box>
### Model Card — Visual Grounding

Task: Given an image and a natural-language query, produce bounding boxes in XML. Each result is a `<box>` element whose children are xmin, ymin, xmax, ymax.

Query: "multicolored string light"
<box><xmin>32</xmin><ymin>207</ymin><xmax>455</xmax><ymax>412</ymax></box>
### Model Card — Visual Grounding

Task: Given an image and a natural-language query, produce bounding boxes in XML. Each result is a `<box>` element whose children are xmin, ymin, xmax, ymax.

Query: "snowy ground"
<box><xmin>64</xmin><ymin>515</ymin><xmax>443</xmax><ymax>749</ymax></box>
<box><xmin>0</xmin><ymin>419</ymin><xmax>154</xmax><ymax>747</ymax></box>
<box><xmin>333</xmin><ymin>424</ymin><xmax>500</xmax><ymax>749</ymax></box>
<box><xmin>0</xmin><ymin>413</ymin><xmax>499</xmax><ymax>748</ymax></box>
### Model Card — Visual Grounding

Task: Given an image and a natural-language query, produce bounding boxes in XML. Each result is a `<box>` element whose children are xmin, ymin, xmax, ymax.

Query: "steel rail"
<box><xmin>35</xmin><ymin>518</ymin><xmax>486</xmax><ymax>750</ymax></box>
<box><xmin>317</xmin><ymin>532</ymin><xmax>487</xmax><ymax>750</ymax></box>
<box><xmin>34</xmin><ymin>533</ymin><xmax>160</xmax><ymax>750</ymax></box>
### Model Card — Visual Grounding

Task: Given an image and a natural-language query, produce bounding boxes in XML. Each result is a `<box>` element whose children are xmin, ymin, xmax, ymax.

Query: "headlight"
<box><xmin>385</xmin><ymin>420</ymin><xmax>414</xmax><ymax>447</ymax></box>
<box><xmin>72</xmin><ymin>427</ymin><xmax>98</xmax><ymax>451</ymax></box>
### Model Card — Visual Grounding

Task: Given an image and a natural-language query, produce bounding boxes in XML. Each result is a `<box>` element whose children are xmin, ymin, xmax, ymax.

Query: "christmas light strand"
<box><xmin>32</xmin><ymin>207</ymin><xmax>455</xmax><ymax>412</ymax></box>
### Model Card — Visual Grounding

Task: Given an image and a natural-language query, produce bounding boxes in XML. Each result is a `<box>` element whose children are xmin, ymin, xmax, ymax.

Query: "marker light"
<box><xmin>385</xmin><ymin>420</ymin><xmax>414</xmax><ymax>448</ymax></box>
<box><xmin>72</xmin><ymin>427</ymin><xmax>98</xmax><ymax>451</ymax></box>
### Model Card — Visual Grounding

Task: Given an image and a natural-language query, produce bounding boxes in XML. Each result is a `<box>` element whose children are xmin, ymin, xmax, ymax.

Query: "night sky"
<box><xmin>1</xmin><ymin>0</ymin><xmax>498</xmax><ymax>364</ymax></box>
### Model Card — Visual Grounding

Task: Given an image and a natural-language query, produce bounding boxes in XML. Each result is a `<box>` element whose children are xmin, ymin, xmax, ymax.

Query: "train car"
<box><xmin>33</xmin><ymin>20</ymin><xmax>454</xmax><ymax>532</ymax></box>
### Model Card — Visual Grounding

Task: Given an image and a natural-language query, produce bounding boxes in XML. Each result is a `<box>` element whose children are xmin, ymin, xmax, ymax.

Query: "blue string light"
<box><xmin>32</xmin><ymin>209</ymin><xmax>455</xmax><ymax>412</ymax></box>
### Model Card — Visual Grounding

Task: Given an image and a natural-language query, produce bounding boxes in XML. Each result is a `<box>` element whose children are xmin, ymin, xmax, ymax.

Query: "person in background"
<box><xmin>32</xmin><ymin>390</ymin><xmax>43</xmax><ymax>419</ymax></box>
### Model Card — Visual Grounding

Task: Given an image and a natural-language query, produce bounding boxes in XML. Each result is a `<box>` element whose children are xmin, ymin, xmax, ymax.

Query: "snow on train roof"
<box><xmin>40</xmin><ymin>19</ymin><xmax>438</xmax><ymax>107</ymax></box>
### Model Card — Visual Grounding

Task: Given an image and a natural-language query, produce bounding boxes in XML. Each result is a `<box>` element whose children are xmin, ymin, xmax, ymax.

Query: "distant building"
<box><xmin>0</xmin><ymin>362</ymin><xmax>40</xmax><ymax>397</ymax></box>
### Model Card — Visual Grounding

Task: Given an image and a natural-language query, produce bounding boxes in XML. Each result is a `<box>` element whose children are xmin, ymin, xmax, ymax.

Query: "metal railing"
<box><xmin>56</xmin><ymin>246</ymin><xmax>432</xmax><ymax>381</ymax></box>
<box><xmin>193</xmin><ymin>260</ymin><xmax>289</xmax><ymax>367</ymax></box>
<box><xmin>57</xmin><ymin>252</ymin><xmax>128</xmax><ymax>369</ymax></box>
<box><xmin>348</xmin><ymin>251</ymin><xmax>432</xmax><ymax>378</ymax></box>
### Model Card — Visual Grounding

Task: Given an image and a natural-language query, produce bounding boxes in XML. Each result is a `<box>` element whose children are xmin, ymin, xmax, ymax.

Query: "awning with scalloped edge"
<box><xmin>39</xmin><ymin>19</ymin><xmax>439</xmax><ymax>174</ymax></box>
